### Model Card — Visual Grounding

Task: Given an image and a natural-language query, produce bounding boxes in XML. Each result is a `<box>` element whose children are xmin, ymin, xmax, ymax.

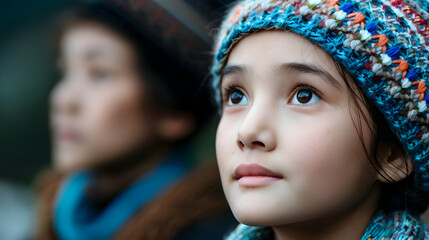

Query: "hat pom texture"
<box><xmin>212</xmin><ymin>0</ymin><xmax>429</xmax><ymax>190</ymax></box>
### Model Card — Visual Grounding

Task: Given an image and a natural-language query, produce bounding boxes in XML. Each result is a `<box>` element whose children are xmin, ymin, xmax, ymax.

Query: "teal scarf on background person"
<box><xmin>53</xmin><ymin>154</ymin><xmax>190</xmax><ymax>240</ymax></box>
<box><xmin>226</xmin><ymin>210</ymin><xmax>429</xmax><ymax>240</ymax></box>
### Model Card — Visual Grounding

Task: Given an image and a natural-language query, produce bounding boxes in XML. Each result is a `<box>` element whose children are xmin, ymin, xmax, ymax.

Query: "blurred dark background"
<box><xmin>0</xmin><ymin>0</ymin><xmax>233</xmax><ymax>185</ymax></box>
<box><xmin>0</xmin><ymin>1</ymin><xmax>236</xmax><ymax>238</ymax></box>
<box><xmin>1</xmin><ymin>0</ymin><xmax>76</xmax><ymax>184</ymax></box>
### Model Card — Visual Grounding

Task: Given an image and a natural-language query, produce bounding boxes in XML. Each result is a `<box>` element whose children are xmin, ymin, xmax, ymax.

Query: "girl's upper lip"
<box><xmin>233</xmin><ymin>163</ymin><xmax>283</xmax><ymax>179</ymax></box>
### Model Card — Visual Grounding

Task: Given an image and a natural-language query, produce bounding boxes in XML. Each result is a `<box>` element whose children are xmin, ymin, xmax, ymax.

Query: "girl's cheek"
<box><xmin>284</xmin><ymin>109</ymin><xmax>375</xmax><ymax>196</ymax></box>
<box><xmin>215</xmin><ymin>115</ymin><xmax>238</xmax><ymax>182</ymax></box>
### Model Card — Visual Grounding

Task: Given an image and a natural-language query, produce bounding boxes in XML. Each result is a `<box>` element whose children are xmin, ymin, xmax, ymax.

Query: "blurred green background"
<box><xmin>0</xmin><ymin>0</ymin><xmax>75</xmax><ymax>184</ymax></box>
<box><xmin>0</xmin><ymin>2</ymin><xmax>232</xmax><ymax>238</ymax></box>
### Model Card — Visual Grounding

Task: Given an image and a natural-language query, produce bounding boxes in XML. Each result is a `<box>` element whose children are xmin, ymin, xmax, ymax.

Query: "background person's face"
<box><xmin>50</xmin><ymin>22</ymin><xmax>158</xmax><ymax>171</ymax></box>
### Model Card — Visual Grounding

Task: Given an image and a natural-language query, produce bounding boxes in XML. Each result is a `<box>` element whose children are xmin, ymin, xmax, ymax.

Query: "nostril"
<box><xmin>237</xmin><ymin>140</ymin><xmax>245</xmax><ymax>149</ymax></box>
<box><xmin>252</xmin><ymin>141</ymin><xmax>265</xmax><ymax>148</ymax></box>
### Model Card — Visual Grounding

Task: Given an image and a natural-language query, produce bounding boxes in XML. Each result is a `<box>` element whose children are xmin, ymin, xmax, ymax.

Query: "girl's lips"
<box><xmin>233</xmin><ymin>163</ymin><xmax>283</xmax><ymax>187</ymax></box>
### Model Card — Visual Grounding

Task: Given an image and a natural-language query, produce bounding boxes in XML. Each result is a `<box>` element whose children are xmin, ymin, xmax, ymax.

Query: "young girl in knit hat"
<box><xmin>212</xmin><ymin>0</ymin><xmax>429</xmax><ymax>239</ymax></box>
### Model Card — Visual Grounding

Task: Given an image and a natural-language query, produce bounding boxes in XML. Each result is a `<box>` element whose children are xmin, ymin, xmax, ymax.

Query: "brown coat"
<box><xmin>36</xmin><ymin>163</ymin><xmax>234</xmax><ymax>240</ymax></box>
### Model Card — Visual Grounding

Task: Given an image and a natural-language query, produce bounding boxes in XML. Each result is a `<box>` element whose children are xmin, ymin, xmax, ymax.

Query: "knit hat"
<box><xmin>212</xmin><ymin>0</ymin><xmax>429</xmax><ymax>191</ymax></box>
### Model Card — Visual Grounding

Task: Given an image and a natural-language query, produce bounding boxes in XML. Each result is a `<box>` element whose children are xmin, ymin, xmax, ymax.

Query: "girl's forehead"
<box><xmin>225</xmin><ymin>31</ymin><xmax>345</xmax><ymax>83</ymax></box>
<box><xmin>229</xmin><ymin>32</ymin><xmax>328</xmax><ymax>65</ymax></box>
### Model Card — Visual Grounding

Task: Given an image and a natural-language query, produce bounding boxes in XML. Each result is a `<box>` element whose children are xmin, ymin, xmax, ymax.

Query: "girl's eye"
<box><xmin>228</xmin><ymin>89</ymin><xmax>248</xmax><ymax>106</ymax></box>
<box><xmin>290</xmin><ymin>88</ymin><xmax>321</xmax><ymax>105</ymax></box>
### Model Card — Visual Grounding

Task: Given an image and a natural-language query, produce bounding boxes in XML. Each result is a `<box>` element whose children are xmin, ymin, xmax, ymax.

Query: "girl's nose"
<box><xmin>236</xmin><ymin>103</ymin><xmax>277</xmax><ymax>152</ymax></box>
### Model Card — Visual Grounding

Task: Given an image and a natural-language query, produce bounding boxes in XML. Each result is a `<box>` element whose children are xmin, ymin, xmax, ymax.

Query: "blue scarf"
<box><xmin>53</xmin><ymin>155</ymin><xmax>189</xmax><ymax>240</ymax></box>
<box><xmin>225</xmin><ymin>210</ymin><xmax>429</xmax><ymax>240</ymax></box>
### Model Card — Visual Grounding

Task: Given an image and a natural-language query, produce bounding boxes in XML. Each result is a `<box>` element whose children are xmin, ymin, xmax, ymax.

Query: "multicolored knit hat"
<box><xmin>212</xmin><ymin>0</ymin><xmax>429</xmax><ymax>191</ymax></box>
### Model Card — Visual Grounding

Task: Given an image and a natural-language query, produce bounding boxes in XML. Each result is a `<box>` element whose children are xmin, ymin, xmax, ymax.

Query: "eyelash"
<box><xmin>221</xmin><ymin>83</ymin><xmax>323</xmax><ymax>105</ymax></box>
<box><xmin>221</xmin><ymin>83</ymin><xmax>243</xmax><ymax>105</ymax></box>
<box><xmin>289</xmin><ymin>84</ymin><xmax>323</xmax><ymax>103</ymax></box>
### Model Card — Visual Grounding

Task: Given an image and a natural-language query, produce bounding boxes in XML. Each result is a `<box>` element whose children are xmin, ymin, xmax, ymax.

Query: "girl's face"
<box><xmin>51</xmin><ymin>22</ymin><xmax>159</xmax><ymax>171</ymax></box>
<box><xmin>216</xmin><ymin>31</ymin><xmax>379</xmax><ymax>226</ymax></box>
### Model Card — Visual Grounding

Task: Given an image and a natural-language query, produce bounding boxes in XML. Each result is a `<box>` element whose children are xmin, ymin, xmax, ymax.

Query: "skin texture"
<box><xmin>216</xmin><ymin>31</ymin><xmax>384</xmax><ymax>239</ymax></box>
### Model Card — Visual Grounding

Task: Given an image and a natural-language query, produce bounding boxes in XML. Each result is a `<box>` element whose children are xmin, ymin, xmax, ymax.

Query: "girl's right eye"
<box><xmin>227</xmin><ymin>89</ymin><xmax>248</xmax><ymax>106</ymax></box>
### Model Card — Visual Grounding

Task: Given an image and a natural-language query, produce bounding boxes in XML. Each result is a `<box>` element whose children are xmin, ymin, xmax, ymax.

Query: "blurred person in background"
<box><xmin>36</xmin><ymin>1</ymin><xmax>235</xmax><ymax>239</ymax></box>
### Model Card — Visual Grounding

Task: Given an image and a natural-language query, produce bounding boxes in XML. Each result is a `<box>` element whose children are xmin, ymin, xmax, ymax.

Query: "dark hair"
<box><xmin>215</xmin><ymin>29</ymin><xmax>428</xmax><ymax>214</ymax></box>
<box><xmin>335</xmin><ymin>62</ymin><xmax>429</xmax><ymax>215</ymax></box>
<box><xmin>56</xmin><ymin>1</ymin><xmax>215</xmax><ymax>141</ymax></box>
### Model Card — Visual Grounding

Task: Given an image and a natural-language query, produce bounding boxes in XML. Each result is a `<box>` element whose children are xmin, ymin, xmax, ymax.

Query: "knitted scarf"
<box><xmin>226</xmin><ymin>210</ymin><xmax>429</xmax><ymax>240</ymax></box>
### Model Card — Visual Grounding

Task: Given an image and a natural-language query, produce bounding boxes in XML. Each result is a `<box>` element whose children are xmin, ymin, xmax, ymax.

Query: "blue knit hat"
<box><xmin>212</xmin><ymin>0</ymin><xmax>429</xmax><ymax>191</ymax></box>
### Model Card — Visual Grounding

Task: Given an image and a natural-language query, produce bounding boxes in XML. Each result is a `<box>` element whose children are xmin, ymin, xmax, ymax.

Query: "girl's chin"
<box><xmin>232</xmin><ymin>211</ymin><xmax>287</xmax><ymax>227</ymax></box>
<box><xmin>231</xmin><ymin>205</ymin><xmax>312</xmax><ymax>227</ymax></box>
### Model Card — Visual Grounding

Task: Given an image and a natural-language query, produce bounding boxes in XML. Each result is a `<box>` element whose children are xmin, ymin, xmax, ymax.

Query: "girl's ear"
<box><xmin>156</xmin><ymin>112</ymin><xmax>195</xmax><ymax>142</ymax></box>
<box><xmin>376</xmin><ymin>142</ymin><xmax>414</xmax><ymax>183</ymax></box>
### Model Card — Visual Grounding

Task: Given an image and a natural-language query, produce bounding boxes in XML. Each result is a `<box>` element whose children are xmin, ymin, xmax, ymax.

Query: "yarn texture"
<box><xmin>212</xmin><ymin>0</ymin><xmax>429</xmax><ymax>191</ymax></box>
<box><xmin>225</xmin><ymin>210</ymin><xmax>429</xmax><ymax>240</ymax></box>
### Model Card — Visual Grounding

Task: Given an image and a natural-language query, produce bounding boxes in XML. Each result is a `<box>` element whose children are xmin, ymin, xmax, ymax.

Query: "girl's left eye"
<box><xmin>290</xmin><ymin>88</ymin><xmax>321</xmax><ymax>105</ymax></box>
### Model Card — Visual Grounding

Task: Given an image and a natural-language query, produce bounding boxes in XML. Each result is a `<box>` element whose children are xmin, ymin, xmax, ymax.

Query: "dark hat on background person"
<box><xmin>61</xmin><ymin>0</ymin><xmax>226</xmax><ymax>133</ymax></box>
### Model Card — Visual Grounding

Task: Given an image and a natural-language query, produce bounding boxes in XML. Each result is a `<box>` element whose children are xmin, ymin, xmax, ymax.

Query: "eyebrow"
<box><xmin>275</xmin><ymin>62</ymin><xmax>342</xmax><ymax>89</ymax></box>
<box><xmin>221</xmin><ymin>65</ymin><xmax>247</xmax><ymax>77</ymax></box>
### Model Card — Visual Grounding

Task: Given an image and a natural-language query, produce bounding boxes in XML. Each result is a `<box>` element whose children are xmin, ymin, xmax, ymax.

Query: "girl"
<box><xmin>36</xmin><ymin>1</ymin><xmax>235</xmax><ymax>239</ymax></box>
<box><xmin>211</xmin><ymin>0</ymin><xmax>429</xmax><ymax>239</ymax></box>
